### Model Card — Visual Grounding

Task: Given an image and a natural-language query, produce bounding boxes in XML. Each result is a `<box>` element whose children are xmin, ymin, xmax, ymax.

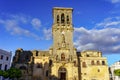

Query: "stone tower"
<box><xmin>49</xmin><ymin>7</ymin><xmax>78</xmax><ymax>80</ymax></box>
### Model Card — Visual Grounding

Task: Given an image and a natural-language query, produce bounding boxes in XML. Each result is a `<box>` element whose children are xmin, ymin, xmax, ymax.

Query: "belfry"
<box><xmin>49</xmin><ymin>7</ymin><xmax>78</xmax><ymax>80</ymax></box>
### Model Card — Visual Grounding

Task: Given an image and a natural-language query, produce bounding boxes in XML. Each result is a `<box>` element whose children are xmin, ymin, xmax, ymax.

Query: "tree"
<box><xmin>0</xmin><ymin>68</ymin><xmax>22</xmax><ymax>80</ymax></box>
<box><xmin>2</xmin><ymin>71</ymin><xmax>9</xmax><ymax>78</ymax></box>
<box><xmin>114</xmin><ymin>69</ymin><xmax>120</xmax><ymax>76</ymax></box>
<box><xmin>0</xmin><ymin>70</ymin><xmax>3</xmax><ymax>76</ymax></box>
<box><xmin>0</xmin><ymin>70</ymin><xmax>9</xmax><ymax>79</ymax></box>
<box><xmin>7</xmin><ymin>68</ymin><xmax>22</xmax><ymax>79</ymax></box>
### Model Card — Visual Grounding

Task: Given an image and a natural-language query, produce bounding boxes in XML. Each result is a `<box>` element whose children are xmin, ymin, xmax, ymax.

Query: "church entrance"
<box><xmin>58</xmin><ymin>67</ymin><xmax>67</xmax><ymax>80</ymax></box>
<box><xmin>60</xmin><ymin>72</ymin><xmax>66</xmax><ymax>80</ymax></box>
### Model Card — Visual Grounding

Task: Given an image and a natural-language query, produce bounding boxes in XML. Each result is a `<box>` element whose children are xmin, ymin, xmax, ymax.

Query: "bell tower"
<box><xmin>53</xmin><ymin>7</ymin><xmax>73</xmax><ymax>25</ymax></box>
<box><xmin>49</xmin><ymin>7</ymin><xmax>78</xmax><ymax>80</ymax></box>
<box><xmin>51</xmin><ymin>7</ymin><xmax>75</xmax><ymax>56</ymax></box>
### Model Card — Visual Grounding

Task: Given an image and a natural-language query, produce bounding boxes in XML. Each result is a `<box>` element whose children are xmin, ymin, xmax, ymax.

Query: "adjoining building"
<box><xmin>0</xmin><ymin>49</ymin><xmax>12</xmax><ymax>80</ymax></box>
<box><xmin>80</xmin><ymin>50</ymin><xmax>109</xmax><ymax>80</ymax></box>
<box><xmin>12</xmin><ymin>7</ymin><xmax>110</xmax><ymax>80</ymax></box>
<box><xmin>110</xmin><ymin>61</ymin><xmax>120</xmax><ymax>80</ymax></box>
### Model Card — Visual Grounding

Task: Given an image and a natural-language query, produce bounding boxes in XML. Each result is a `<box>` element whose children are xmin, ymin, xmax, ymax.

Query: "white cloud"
<box><xmin>9</xmin><ymin>14</ymin><xmax>29</xmax><ymax>23</ymax></box>
<box><xmin>74</xmin><ymin>27</ymin><xmax>120</xmax><ymax>53</ymax></box>
<box><xmin>0</xmin><ymin>19</ymin><xmax>4</xmax><ymax>24</ymax></box>
<box><xmin>43</xmin><ymin>28</ymin><xmax>52</xmax><ymax>40</ymax></box>
<box><xmin>111</xmin><ymin>0</ymin><xmax>120</xmax><ymax>3</ymax></box>
<box><xmin>31</xmin><ymin>18</ymin><xmax>41</xmax><ymax>30</ymax></box>
<box><xmin>97</xmin><ymin>21</ymin><xmax>120</xmax><ymax>28</ymax></box>
<box><xmin>74</xmin><ymin>17</ymin><xmax>120</xmax><ymax>53</ymax></box>
<box><xmin>95</xmin><ymin>17</ymin><xmax>120</xmax><ymax>28</ymax></box>
<box><xmin>0</xmin><ymin>14</ymin><xmax>41</xmax><ymax>40</ymax></box>
<box><xmin>106</xmin><ymin>0</ymin><xmax>120</xmax><ymax>4</ymax></box>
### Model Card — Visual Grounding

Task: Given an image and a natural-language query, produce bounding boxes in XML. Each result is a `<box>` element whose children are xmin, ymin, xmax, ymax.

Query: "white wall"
<box><xmin>110</xmin><ymin>61</ymin><xmax>120</xmax><ymax>80</ymax></box>
<box><xmin>0</xmin><ymin>49</ymin><xmax>12</xmax><ymax>80</ymax></box>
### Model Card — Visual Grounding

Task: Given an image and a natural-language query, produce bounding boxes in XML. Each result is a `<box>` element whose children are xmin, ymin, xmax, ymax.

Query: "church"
<box><xmin>12</xmin><ymin>7</ymin><xmax>110</xmax><ymax>80</ymax></box>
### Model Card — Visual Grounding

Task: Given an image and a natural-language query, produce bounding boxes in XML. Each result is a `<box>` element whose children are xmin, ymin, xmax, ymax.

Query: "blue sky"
<box><xmin>0</xmin><ymin>0</ymin><xmax>120</xmax><ymax>66</ymax></box>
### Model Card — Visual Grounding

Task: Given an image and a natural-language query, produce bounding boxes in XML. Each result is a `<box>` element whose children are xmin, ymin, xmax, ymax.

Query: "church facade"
<box><xmin>12</xmin><ymin>7</ymin><xmax>110</xmax><ymax>80</ymax></box>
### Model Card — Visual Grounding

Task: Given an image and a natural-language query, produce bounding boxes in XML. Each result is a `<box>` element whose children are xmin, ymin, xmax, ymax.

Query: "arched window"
<box><xmin>91</xmin><ymin>60</ymin><xmax>95</xmax><ymax>65</ymax></box>
<box><xmin>61</xmin><ymin>13</ymin><xmax>65</xmax><ymax>23</ymax></box>
<box><xmin>102</xmin><ymin>61</ymin><xmax>105</xmax><ymax>65</ymax></box>
<box><xmin>49</xmin><ymin>59</ymin><xmax>52</xmax><ymax>66</ymax></box>
<box><xmin>66</xmin><ymin>15</ymin><xmax>69</xmax><ymax>24</ymax></box>
<box><xmin>82</xmin><ymin>62</ymin><xmax>86</xmax><ymax>67</ymax></box>
<box><xmin>61</xmin><ymin>53</ymin><xmax>65</xmax><ymax>61</ymax></box>
<box><xmin>6</xmin><ymin>56</ymin><xmax>9</xmax><ymax>61</ymax></box>
<box><xmin>57</xmin><ymin>15</ymin><xmax>59</xmax><ymax>23</ymax></box>
<box><xmin>36</xmin><ymin>51</ymin><xmax>38</xmax><ymax>56</ymax></box>
<box><xmin>97</xmin><ymin>61</ymin><xmax>100</xmax><ymax>65</ymax></box>
<box><xmin>1</xmin><ymin>55</ymin><xmax>3</xmax><ymax>59</ymax></box>
<box><xmin>86</xmin><ymin>54</ymin><xmax>89</xmax><ymax>57</ymax></box>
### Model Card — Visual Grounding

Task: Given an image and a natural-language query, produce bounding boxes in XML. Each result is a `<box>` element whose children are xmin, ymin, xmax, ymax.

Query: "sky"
<box><xmin>0</xmin><ymin>0</ymin><xmax>120</xmax><ymax>66</ymax></box>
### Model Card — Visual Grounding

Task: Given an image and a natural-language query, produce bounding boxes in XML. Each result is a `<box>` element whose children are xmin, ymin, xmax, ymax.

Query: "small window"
<box><xmin>57</xmin><ymin>15</ymin><xmax>59</xmax><ymax>23</ymax></box>
<box><xmin>36</xmin><ymin>51</ymin><xmax>38</xmax><ymax>56</ymax></box>
<box><xmin>91</xmin><ymin>60</ymin><xmax>95</xmax><ymax>65</ymax></box>
<box><xmin>86</xmin><ymin>54</ymin><xmax>89</xmax><ymax>57</ymax></box>
<box><xmin>97</xmin><ymin>61</ymin><xmax>100</xmax><ymax>65</ymax></box>
<box><xmin>49</xmin><ymin>60</ymin><xmax>52</xmax><ymax>66</ymax></box>
<box><xmin>1</xmin><ymin>55</ymin><xmax>3</xmax><ymax>59</ymax></box>
<box><xmin>66</xmin><ymin>15</ymin><xmax>69</xmax><ymax>24</ymax></box>
<box><xmin>0</xmin><ymin>64</ymin><xmax>2</xmax><ymax>70</ymax></box>
<box><xmin>82</xmin><ymin>62</ymin><xmax>86</xmax><ymax>68</ymax></box>
<box><xmin>61</xmin><ymin>53</ymin><xmax>65</xmax><ymax>61</ymax></box>
<box><xmin>61</xmin><ymin>13</ymin><xmax>65</xmax><ymax>23</ymax></box>
<box><xmin>102</xmin><ymin>61</ymin><xmax>105</xmax><ymax>65</ymax></box>
<box><xmin>84</xmin><ymin>73</ymin><xmax>87</xmax><ymax>75</ymax></box>
<box><xmin>4</xmin><ymin>65</ymin><xmax>7</xmax><ymax>71</ymax></box>
<box><xmin>98</xmin><ymin>69</ymin><xmax>100</xmax><ymax>72</ymax></box>
<box><xmin>6</xmin><ymin>57</ymin><xmax>9</xmax><ymax>61</ymax></box>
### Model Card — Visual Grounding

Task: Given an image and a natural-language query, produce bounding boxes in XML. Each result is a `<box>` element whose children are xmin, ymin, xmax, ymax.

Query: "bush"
<box><xmin>0</xmin><ymin>67</ymin><xmax>22</xmax><ymax>79</ymax></box>
<box><xmin>114</xmin><ymin>69</ymin><xmax>120</xmax><ymax>76</ymax></box>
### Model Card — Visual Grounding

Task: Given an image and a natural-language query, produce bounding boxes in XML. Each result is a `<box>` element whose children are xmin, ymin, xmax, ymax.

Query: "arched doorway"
<box><xmin>58</xmin><ymin>67</ymin><xmax>67</xmax><ymax>80</ymax></box>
